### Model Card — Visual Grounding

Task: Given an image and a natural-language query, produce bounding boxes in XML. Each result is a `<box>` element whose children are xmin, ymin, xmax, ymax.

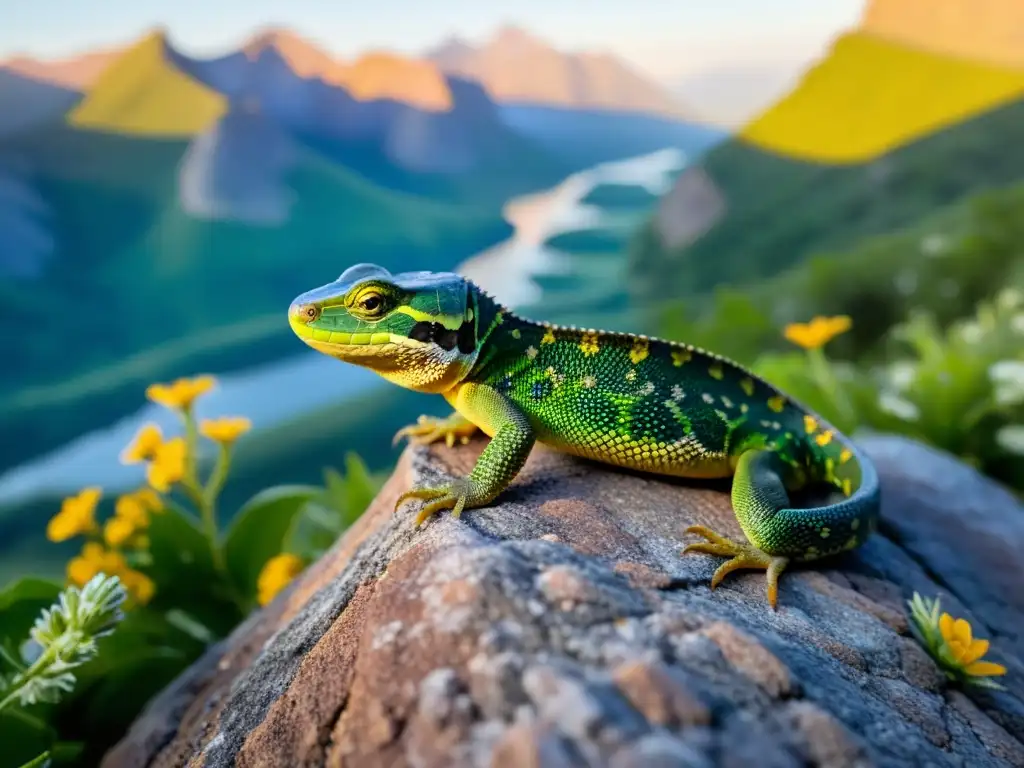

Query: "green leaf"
<box><xmin>0</xmin><ymin>579</ymin><xmax>62</xmax><ymax>660</ymax></box>
<box><xmin>339</xmin><ymin>453</ymin><xmax>382</xmax><ymax>527</ymax></box>
<box><xmin>146</xmin><ymin>501</ymin><xmax>240</xmax><ymax>635</ymax></box>
<box><xmin>223</xmin><ymin>485</ymin><xmax>319</xmax><ymax>602</ymax></box>
<box><xmin>14</xmin><ymin>751</ymin><xmax>49</xmax><ymax>768</ymax></box>
<box><xmin>0</xmin><ymin>710</ymin><xmax>55</xmax><ymax>768</ymax></box>
<box><xmin>284</xmin><ymin>501</ymin><xmax>341</xmax><ymax>562</ymax></box>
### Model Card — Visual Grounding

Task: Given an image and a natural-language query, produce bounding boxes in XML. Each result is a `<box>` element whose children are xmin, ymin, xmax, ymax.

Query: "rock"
<box><xmin>103</xmin><ymin>434</ymin><xmax>1024</xmax><ymax>767</ymax></box>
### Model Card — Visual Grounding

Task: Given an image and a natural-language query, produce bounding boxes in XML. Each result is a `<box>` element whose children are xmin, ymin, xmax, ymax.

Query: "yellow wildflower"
<box><xmin>114</xmin><ymin>493</ymin><xmax>150</xmax><ymax>529</ymax></box>
<box><xmin>199</xmin><ymin>416</ymin><xmax>253</xmax><ymax>445</ymax></box>
<box><xmin>135</xmin><ymin>488</ymin><xmax>164</xmax><ymax>512</ymax></box>
<box><xmin>103</xmin><ymin>516</ymin><xmax>137</xmax><ymax>548</ymax></box>
<box><xmin>257</xmin><ymin>553</ymin><xmax>305</xmax><ymax>606</ymax></box>
<box><xmin>783</xmin><ymin>315</ymin><xmax>852</xmax><ymax>350</ymax></box>
<box><xmin>120</xmin><ymin>423</ymin><xmax>164</xmax><ymax>464</ymax></box>
<box><xmin>47</xmin><ymin>487</ymin><xmax>102</xmax><ymax>542</ymax></box>
<box><xmin>908</xmin><ymin>592</ymin><xmax>1006</xmax><ymax>689</ymax></box>
<box><xmin>938</xmin><ymin>612</ymin><xmax>1007</xmax><ymax>678</ymax></box>
<box><xmin>66</xmin><ymin>542</ymin><xmax>128</xmax><ymax>587</ymax></box>
<box><xmin>120</xmin><ymin>568</ymin><xmax>156</xmax><ymax>606</ymax></box>
<box><xmin>146</xmin><ymin>375</ymin><xmax>216</xmax><ymax>412</ymax></box>
<box><xmin>147</xmin><ymin>437</ymin><xmax>188</xmax><ymax>492</ymax></box>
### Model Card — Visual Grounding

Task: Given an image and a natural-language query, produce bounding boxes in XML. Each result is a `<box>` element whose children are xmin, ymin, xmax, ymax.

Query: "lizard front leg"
<box><xmin>395</xmin><ymin>383</ymin><xmax>534</xmax><ymax>526</ymax></box>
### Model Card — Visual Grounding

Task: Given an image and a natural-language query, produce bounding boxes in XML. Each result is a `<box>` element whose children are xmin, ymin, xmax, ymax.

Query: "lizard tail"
<box><xmin>730</xmin><ymin>435</ymin><xmax>881</xmax><ymax>562</ymax></box>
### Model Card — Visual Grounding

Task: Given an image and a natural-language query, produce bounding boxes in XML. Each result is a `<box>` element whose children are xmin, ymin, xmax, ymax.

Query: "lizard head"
<box><xmin>288</xmin><ymin>263</ymin><xmax>480</xmax><ymax>393</ymax></box>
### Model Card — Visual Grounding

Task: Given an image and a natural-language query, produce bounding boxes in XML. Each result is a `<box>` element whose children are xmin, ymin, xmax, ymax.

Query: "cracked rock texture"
<box><xmin>103</xmin><ymin>434</ymin><xmax>1024</xmax><ymax>767</ymax></box>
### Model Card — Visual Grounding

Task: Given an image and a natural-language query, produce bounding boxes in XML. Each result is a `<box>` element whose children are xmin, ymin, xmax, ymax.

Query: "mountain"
<box><xmin>738</xmin><ymin>32</ymin><xmax>1024</xmax><ymax>162</ymax></box>
<box><xmin>69</xmin><ymin>31</ymin><xmax>228</xmax><ymax>136</ymax></box>
<box><xmin>862</xmin><ymin>0</ymin><xmax>1024</xmax><ymax>67</ymax></box>
<box><xmin>1</xmin><ymin>48</ymin><xmax>119</xmax><ymax>89</ymax></box>
<box><xmin>426</xmin><ymin>25</ymin><xmax>697</xmax><ymax>121</ymax></box>
<box><xmin>629</xmin><ymin>9</ymin><xmax>1024</xmax><ymax>306</ymax></box>
<box><xmin>0</xmin><ymin>68</ymin><xmax>81</xmax><ymax>138</ymax></box>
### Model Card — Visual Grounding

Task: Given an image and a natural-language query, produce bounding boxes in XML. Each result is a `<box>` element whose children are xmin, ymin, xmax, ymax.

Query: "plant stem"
<box><xmin>180</xmin><ymin>409</ymin><xmax>226</xmax><ymax>577</ymax></box>
<box><xmin>0</xmin><ymin>641</ymin><xmax>60</xmax><ymax>713</ymax></box>
<box><xmin>807</xmin><ymin>347</ymin><xmax>857</xmax><ymax>429</ymax></box>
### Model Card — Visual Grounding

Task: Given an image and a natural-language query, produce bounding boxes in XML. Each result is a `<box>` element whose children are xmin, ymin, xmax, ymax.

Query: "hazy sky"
<box><xmin>3</xmin><ymin>0</ymin><xmax>866</xmax><ymax>82</ymax></box>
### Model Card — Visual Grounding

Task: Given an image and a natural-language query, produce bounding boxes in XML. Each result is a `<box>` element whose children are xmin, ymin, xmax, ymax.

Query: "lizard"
<box><xmin>288</xmin><ymin>263</ymin><xmax>881</xmax><ymax>608</ymax></box>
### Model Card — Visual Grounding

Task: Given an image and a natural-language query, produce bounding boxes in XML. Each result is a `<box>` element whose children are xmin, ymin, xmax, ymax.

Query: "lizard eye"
<box><xmin>360</xmin><ymin>294</ymin><xmax>382</xmax><ymax>312</ymax></box>
<box><xmin>354</xmin><ymin>290</ymin><xmax>387</xmax><ymax>317</ymax></box>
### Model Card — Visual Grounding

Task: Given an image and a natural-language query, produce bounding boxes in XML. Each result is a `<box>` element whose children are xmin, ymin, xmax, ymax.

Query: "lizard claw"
<box><xmin>392</xmin><ymin>413</ymin><xmax>479</xmax><ymax>448</ymax></box>
<box><xmin>682</xmin><ymin>524</ymin><xmax>789</xmax><ymax>609</ymax></box>
<box><xmin>395</xmin><ymin>478</ymin><xmax>473</xmax><ymax>526</ymax></box>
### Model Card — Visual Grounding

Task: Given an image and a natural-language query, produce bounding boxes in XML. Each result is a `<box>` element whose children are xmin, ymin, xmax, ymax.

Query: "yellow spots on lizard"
<box><xmin>842</xmin><ymin>478</ymin><xmax>853</xmax><ymax>497</ymax></box>
<box><xmin>526</xmin><ymin>346</ymin><xmax>538</xmax><ymax>360</ymax></box>
<box><xmin>495</xmin><ymin>310</ymin><xmax>505</xmax><ymax>325</ymax></box>
<box><xmin>839</xmin><ymin>448</ymin><xmax>853</xmax><ymax>464</ymax></box>
<box><xmin>767</xmin><ymin>395</ymin><xmax>786</xmax><ymax>413</ymax></box>
<box><xmin>701</xmin><ymin>393</ymin><xmax>715</xmax><ymax>404</ymax></box>
<box><xmin>511</xmin><ymin>328</ymin><xmax>521</xmax><ymax>339</ymax></box>
<box><xmin>740</xmin><ymin>377</ymin><xmax>755</xmax><ymax>397</ymax></box>
<box><xmin>803</xmin><ymin>414</ymin><xmax>818</xmax><ymax>434</ymax></box>
<box><xmin>639</xmin><ymin>381</ymin><xmax>656</xmax><ymax>396</ymax></box>
<box><xmin>579</xmin><ymin>331</ymin><xmax>600</xmax><ymax>357</ymax></box>
<box><xmin>671</xmin><ymin>348</ymin><xmax>692</xmax><ymax>367</ymax></box>
<box><xmin>805</xmin><ymin>546</ymin><xmax>820</xmax><ymax>558</ymax></box>
<box><xmin>740</xmin><ymin>403</ymin><xmax>749</xmax><ymax>414</ymax></box>
<box><xmin>819</xmin><ymin>527</ymin><xmax>831</xmax><ymax>539</ymax></box>
<box><xmin>708</xmin><ymin>362</ymin><xmax>724</xmax><ymax>380</ymax></box>
<box><xmin>851</xmin><ymin>518</ymin><xmax>860</xmax><ymax>531</ymax></box>
<box><xmin>670</xmin><ymin>384</ymin><xmax>685</xmax><ymax>401</ymax></box>
<box><xmin>582</xmin><ymin>375</ymin><xmax>597</xmax><ymax>389</ymax></box>
<box><xmin>541</xmin><ymin>327</ymin><xmax>556</xmax><ymax>345</ymax></box>
<box><xmin>629</xmin><ymin>337</ymin><xmax>650</xmax><ymax>364</ymax></box>
<box><xmin>844</xmin><ymin>535</ymin><xmax>859</xmax><ymax>551</ymax></box>
<box><xmin>625</xmin><ymin>369</ymin><xmax>637</xmax><ymax>382</ymax></box>
<box><xmin>815</xmin><ymin>430</ymin><xmax>834</xmax><ymax>447</ymax></box>
<box><xmin>720</xmin><ymin>395</ymin><xmax>734</xmax><ymax>409</ymax></box>
<box><xmin>545</xmin><ymin>366</ymin><xmax>566</xmax><ymax>387</ymax></box>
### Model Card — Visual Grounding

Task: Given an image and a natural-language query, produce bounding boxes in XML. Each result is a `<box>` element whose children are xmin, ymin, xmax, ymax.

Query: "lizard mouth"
<box><xmin>288</xmin><ymin>311</ymin><xmax>430</xmax><ymax>360</ymax></box>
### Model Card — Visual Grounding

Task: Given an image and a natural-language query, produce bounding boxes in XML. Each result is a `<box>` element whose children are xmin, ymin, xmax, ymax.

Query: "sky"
<box><xmin>3</xmin><ymin>0</ymin><xmax>866</xmax><ymax>83</ymax></box>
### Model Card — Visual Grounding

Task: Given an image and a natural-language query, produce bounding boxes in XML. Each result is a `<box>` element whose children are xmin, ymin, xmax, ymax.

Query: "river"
<box><xmin>0</xmin><ymin>147</ymin><xmax>685</xmax><ymax>506</ymax></box>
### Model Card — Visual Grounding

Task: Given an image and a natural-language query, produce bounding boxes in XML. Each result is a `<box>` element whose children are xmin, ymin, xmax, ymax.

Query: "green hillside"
<box><xmin>0</xmin><ymin>124</ymin><xmax>511</xmax><ymax>471</ymax></box>
<box><xmin>629</xmin><ymin>92</ymin><xmax>1024</xmax><ymax>305</ymax></box>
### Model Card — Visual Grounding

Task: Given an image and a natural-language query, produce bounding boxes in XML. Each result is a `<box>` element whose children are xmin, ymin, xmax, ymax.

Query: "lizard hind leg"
<box><xmin>683</xmin><ymin>449</ymin><xmax>800</xmax><ymax>609</ymax></box>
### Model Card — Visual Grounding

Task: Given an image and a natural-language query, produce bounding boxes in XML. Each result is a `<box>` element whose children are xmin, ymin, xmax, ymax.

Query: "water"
<box><xmin>0</xmin><ymin>147</ymin><xmax>686</xmax><ymax>506</ymax></box>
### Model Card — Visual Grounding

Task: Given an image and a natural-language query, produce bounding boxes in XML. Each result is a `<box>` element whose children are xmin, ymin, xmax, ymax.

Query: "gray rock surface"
<box><xmin>103</xmin><ymin>434</ymin><xmax>1024</xmax><ymax>767</ymax></box>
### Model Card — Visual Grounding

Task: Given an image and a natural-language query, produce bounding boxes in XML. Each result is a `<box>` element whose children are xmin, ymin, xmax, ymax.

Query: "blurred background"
<box><xmin>3</xmin><ymin>0</ymin><xmax>1023</xmax><ymax>580</ymax></box>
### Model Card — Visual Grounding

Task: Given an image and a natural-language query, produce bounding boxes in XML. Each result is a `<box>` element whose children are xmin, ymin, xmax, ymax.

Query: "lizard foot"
<box><xmin>395</xmin><ymin>478</ymin><xmax>474</xmax><ymax>527</ymax></box>
<box><xmin>682</xmin><ymin>524</ymin><xmax>789</xmax><ymax>609</ymax></box>
<box><xmin>392</xmin><ymin>413</ymin><xmax>479</xmax><ymax>448</ymax></box>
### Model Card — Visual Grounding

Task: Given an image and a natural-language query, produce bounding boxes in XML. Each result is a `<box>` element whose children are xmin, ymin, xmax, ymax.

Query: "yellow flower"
<box><xmin>939</xmin><ymin>612</ymin><xmax>1007</xmax><ymax>678</ymax></box>
<box><xmin>47</xmin><ymin>487</ymin><xmax>102</xmax><ymax>542</ymax></box>
<box><xmin>120</xmin><ymin>568</ymin><xmax>156</xmax><ymax>606</ymax></box>
<box><xmin>146</xmin><ymin>375</ymin><xmax>216</xmax><ymax>411</ymax></box>
<box><xmin>66</xmin><ymin>542</ymin><xmax>128</xmax><ymax>587</ymax></box>
<box><xmin>257</xmin><ymin>553</ymin><xmax>305</xmax><ymax>606</ymax></box>
<box><xmin>135</xmin><ymin>488</ymin><xmax>164</xmax><ymax>512</ymax></box>
<box><xmin>114</xmin><ymin>493</ymin><xmax>150</xmax><ymax>529</ymax></box>
<box><xmin>120</xmin><ymin>423</ymin><xmax>164</xmax><ymax>464</ymax></box>
<box><xmin>783</xmin><ymin>315</ymin><xmax>852</xmax><ymax>350</ymax></box>
<box><xmin>200</xmin><ymin>416</ymin><xmax>252</xmax><ymax>445</ymax></box>
<box><xmin>103</xmin><ymin>516</ymin><xmax>137</xmax><ymax>548</ymax></box>
<box><xmin>147</xmin><ymin>437</ymin><xmax>188</xmax><ymax>492</ymax></box>
<box><xmin>908</xmin><ymin>592</ymin><xmax>1006</xmax><ymax>689</ymax></box>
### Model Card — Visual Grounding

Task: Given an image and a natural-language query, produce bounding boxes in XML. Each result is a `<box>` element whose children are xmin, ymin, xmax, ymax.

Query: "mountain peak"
<box><xmin>861</xmin><ymin>0</ymin><xmax>1024</xmax><ymax>68</ymax></box>
<box><xmin>426</xmin><ymin>25</ymin><xmax>697</xmax><ymax>121</ymax></box>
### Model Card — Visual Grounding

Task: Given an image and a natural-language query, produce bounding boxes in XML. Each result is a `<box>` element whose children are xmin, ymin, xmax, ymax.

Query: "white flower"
<box><xmin>957</xmin><ymin>320</ymin><xmax>984</xmax><ymax>345</ymax></box>
<box><xmin>996</xmin><ymin>288</ymin><xmax>1023</xmax><ymax>311</ymax></box>
<box><xmin>989</xmin><ymin>361</ymin><xmax>1024</xmax><ymax>406</ymax></box>
<box><xmin>920</xmin><ymin>234</ymin><xmax>948</xmax><ymax>257</ymax></box>
<box><xmin>995</xmin><ymin>425</ymin><xmax>1024</xmax><ymax>456</ymax></box>
<box><xmin>877</xmin><ymin>391</ymin><xmax>920</xmax><ymax>421</ymax></box>
<box><xmin>887</xmin><ymin>362</ymin><xmax>917</xmax><ymax>392</ymax></box>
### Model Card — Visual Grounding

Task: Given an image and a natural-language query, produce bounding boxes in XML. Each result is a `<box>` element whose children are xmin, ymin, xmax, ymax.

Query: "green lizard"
<box><xmin>289</xmin><ymin>264</ymin><xmax>880</xmax><ymax>608</ymax></box>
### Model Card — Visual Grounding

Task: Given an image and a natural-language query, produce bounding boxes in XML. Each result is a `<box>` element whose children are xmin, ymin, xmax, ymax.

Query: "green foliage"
<box><xmin>0</xmin><ymin>575</ymin><xmax>127</xmax><ymax>768</ymax></box>
<box><xmin>630</xmin><ymin>94</ymin><xmax>1024</xmax><ymax>303</ymax></box>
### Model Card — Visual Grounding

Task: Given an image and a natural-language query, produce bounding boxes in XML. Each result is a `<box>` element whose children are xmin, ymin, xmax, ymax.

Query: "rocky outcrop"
<box><xmin>103</xmin><ymin>434</ymin><xmax>1024</xmax><ymax>767</ymax></box>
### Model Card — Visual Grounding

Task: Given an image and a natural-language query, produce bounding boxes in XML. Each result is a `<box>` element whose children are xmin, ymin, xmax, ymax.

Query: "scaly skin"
<box><xmin>289</xmin><ymin>264</ymin><xmax>881</xmax><ymax>608</ymax></box>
